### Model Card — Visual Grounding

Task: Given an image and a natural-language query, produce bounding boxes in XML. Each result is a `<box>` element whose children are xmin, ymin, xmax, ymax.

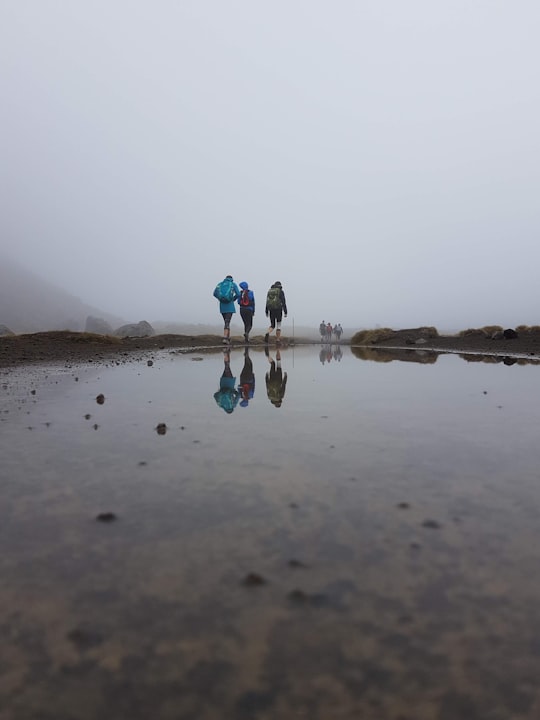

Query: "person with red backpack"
<box><xmin>237</xmin><ymin>281</ymin><xmax>255</xmax><ymax>344</ymax></box>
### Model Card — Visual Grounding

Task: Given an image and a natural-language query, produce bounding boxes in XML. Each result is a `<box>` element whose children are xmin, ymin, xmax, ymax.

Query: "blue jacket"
<box><xmin>237</xmin><ymin>282</ymin><xmax>255</xmax><ymax>313</ymax></box>
<box><xmin>213</xmin><ymin>278</ymin><xmax>240</xmax><ymax>313</ymax></box>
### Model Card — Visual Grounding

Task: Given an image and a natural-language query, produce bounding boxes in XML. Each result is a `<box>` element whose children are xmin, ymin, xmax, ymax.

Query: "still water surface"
<box><xmin>2</xmin><ymin>346</ymin><xmax>540</xmax><ymax>719</ymax></box>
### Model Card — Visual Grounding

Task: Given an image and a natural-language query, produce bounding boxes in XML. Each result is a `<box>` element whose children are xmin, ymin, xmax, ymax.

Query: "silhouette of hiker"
<box><xmin>265</xmin><ymin>346</ymin><xmax>288</xmax><ymax>408</ymax></box>
<box><xmin>213</xmin><ymin>349</ymin><xmax>240</xmax><ymax>413</ymax></box>
<box><xmin>238</xmin><ymin>348</ymin><xmax>255</xmax><ymax>407</ymax></box>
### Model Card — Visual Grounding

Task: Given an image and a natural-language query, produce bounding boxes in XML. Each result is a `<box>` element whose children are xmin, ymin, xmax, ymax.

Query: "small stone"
<box><xmin>96</xmin><ymin>512</ymin><xmax>117</xmax><ymax>522</ymax></box>
<box><xmin>422</xmin><ymin>519</ymin><xmax>441</xmax><ymax>529</ymax></box>
<box><xmin>84</xmin><ymin>414</ymin><xmax>91</xmax><ymax>420</ymax></box>
<box><xmin>96</xmin><ymin>394</ymin><xmax>105</xmax><ymax>404</ymax></box>
<box><xmin>241</xmin><ymin>572</ymin><xmax>267</xmax><ymax>587</ymax></box>
<box><xmin>397</xmin><ymin>502</ymin><xmax>410</xmax><ymax>509</ymax></box>
<box><xmin>147</xmin><ymin>360</ymin><xmax>153</xmax><ymax>367</ymax></box>
<box><xmin>288</xmin><ymin>559</ymin><xmax>308</xmax><ymax>569</ymax></box>
<box><xmin>156</xmin><ymin>423</ymin><xmax>167</xmax><ymax>435</ymax></box>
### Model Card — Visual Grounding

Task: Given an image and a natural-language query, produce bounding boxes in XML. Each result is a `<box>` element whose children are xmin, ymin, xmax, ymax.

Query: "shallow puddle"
<box><xmin>2</xmin><ymin>345</ymin><xmax>540</xmax><ymax>719</ymax></box>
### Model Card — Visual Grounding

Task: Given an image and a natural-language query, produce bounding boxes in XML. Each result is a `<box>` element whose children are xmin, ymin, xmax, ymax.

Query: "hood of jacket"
<box><xmin>239</xmin><ymin>281</ymin><xmax>249</xmax><ymax>290</ymax></box>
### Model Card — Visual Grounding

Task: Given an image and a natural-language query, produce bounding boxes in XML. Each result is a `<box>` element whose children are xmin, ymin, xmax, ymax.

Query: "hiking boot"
<box><xmin>264</xmin><ymin>333</ymin><xmax>269</xmax><ymax>343</ymax></box>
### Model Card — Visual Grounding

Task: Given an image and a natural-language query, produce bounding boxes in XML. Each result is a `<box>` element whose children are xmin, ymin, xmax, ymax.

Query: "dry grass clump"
<box><xmin>516</xmin><ymin>325</ymin><xmax>540</xmax><ymax>334</ymax></box>
<box><xmin>417</xmin><ymin>326</ymin><xmax>439</xmax><ymax>338</ymax></box>
<box><xmin>350</xmin><ymin>328</ymin><xmax>395</xmax><ymax>345</ymax></box>
<box><xmin>458</xmin><ymin>325</ymin><xmax>503</xmax><ymax>338</ymax></box>
<box><xmin>28</xmin><ymin>331</ymin><xmax>122</xmax><ymax>344</ymax></box>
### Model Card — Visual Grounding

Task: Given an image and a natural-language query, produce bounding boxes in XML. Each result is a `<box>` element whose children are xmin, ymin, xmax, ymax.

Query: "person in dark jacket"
<box><xmin>264</xmin><ymin>281</ymin><xmax>287</xmax><ymax>345</ymax></box>
<box><xmin>237</xmin><ymin>281</ymin><xmax>255</xmax><ymax>344</ymax></box>
<box><xmin>265</xmin><ymin>346</ymin><xmax>287</xmax><ymax>407</ymax></box>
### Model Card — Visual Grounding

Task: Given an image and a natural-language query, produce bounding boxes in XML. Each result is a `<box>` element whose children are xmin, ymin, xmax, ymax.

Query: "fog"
<box><xmin>2</xmin><ymin>1</ymin><xmax>539</xmax><ymax>332</ymax></box>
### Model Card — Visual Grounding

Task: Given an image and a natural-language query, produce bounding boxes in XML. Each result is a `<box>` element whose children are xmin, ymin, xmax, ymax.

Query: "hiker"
<box><xmin>264</xmin><ymin>281</ymin><xmax>287</xmax><ymax>345</ymax></box>
<box><xmin>238</xmin><ymin>348</ymin><xmax>255</xmax><ymax>407</ymax></box>
<box><xmin>334</xmin><ymin>323</ymin><xmax>343</xmax><ymax>341</ymax></box>
<box><xmin>326</xmin><ymin>322</ymin><xmax>333</xmax><ymax>342</ymax></box>
<box><xmin>265</xmin><ymin>346</ymin><xmax>287</xmax><ymax>408</ymax></box>
<box><xmin>237</xmin><ymin>281</ymin><xmax>255</xmax><ymax>344</ymax></box>
<box><xmin>213</xmin><ymin>274</ymin><xmax>240</xmax><ymax>344</ymax></box>
<box><xmin>319</xmin><ymin>321</ymin><xmax>326</xmax><ymax>343</ymax></box>
<box><xmin>213</xmin><ymin>348</ymin><xmax>240</xmax><ymax>413</ymax></box>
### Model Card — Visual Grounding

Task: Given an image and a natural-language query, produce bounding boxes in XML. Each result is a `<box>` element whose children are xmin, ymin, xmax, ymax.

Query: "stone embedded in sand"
<box><xmin>156</xmin><ymin>423</ymin><xmax>167</xmax><ymax>435</ymax></box>
<box><xmin>96</xmin><ymin>393</ymin><xmax>105</xmax><ymax>404</ymax></box>
<box><xmin>147</xmin><ymin>360</ymin><xmax>153</xmax><ymax>366</ymax></box>
<box><xmin>96</xmin><ymin>512</ymin><xmax>117</xmax><ymax>522</ymax></box>
<box><xmin>422</xmin><ymin>519</ymin><xmax>441</xmax><ymax>529</ymax></box>
<box><xmin>241</xmin><ymin>572</ymin><xmax>267</xmax><ymax>587</ymax></box>
<box><xmin>397</xmin><ymin>502</ymin><xmax>410</xmax><ymax>509</ymax></box>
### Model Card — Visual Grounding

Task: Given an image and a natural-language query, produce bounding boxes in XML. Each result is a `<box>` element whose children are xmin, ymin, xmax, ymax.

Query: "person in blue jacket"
<box><xmin>237</xmin><ymin>281</ymin><xmax>255</xmax><ymax>344</ymax></box>
<box><xmin>214</xmin><ymin>349</ymin><xmax>240</xmax><ymax>414</ymax></box>
<box><xmin>213</xmin><ymin>275</ymin><xmax>240</xmax><ymax>345</ymax></box>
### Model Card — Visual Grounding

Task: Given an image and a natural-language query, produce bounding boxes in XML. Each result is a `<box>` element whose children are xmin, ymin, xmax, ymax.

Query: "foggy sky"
<box><xmin>2</xmin><ymin>1</ymin><xmax>539</xmax><ymax>331</ymax></box>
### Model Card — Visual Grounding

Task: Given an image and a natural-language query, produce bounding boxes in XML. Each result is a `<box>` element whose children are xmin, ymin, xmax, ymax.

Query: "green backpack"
<box><xmin>266</xmin><ymin>286</ymin><xmax>282</xmax><ymax>310</ymax></box>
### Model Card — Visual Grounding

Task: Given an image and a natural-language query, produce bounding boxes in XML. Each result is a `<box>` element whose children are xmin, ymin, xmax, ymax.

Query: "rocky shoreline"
<box><xmin>1</xmin><ymin>328</ymin><xmax>540</xmax><ymax>369</ymax></box>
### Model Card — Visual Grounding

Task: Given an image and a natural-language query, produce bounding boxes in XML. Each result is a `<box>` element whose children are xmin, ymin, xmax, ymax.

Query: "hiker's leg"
<box><xmin>222</xmin><ymin>313</ymin><xmax>232</xmax><ymax>343</ymax></box>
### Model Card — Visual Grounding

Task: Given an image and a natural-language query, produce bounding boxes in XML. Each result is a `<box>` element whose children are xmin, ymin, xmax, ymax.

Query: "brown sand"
<box><xmin>1</xmin><ymin>328</ymin><xmax>540</xmax><ymax>368</ymax></box>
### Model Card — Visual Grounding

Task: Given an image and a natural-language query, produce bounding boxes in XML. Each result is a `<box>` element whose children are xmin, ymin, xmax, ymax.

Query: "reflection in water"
<box><xmin>4</xmin><ymin>348</ymin><xmax>540</xmax><ymax>719</ymax></box>
<box><xmin>213</xmin><ymin>349</ymin><xmax>240</xmax><ymax>413</ymax></box>
<box><xmin>351</xmin><ymin>345</ymin><xmax>438</xmax><ymax>364</ymax></box>
<box><xmin>265</xmin><ymin>346</ymin><xmax>288</xmax><ymax>407</ymax></box>
<box><xmin>238</xmin><ymin>348</ymin><xmax>255</xmax><ymax>407</ymax></box>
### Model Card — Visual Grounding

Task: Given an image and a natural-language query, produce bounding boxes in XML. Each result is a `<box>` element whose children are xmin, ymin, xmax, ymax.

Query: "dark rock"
<box><xmin>96</xmin><ymin>393</ymin><xmax>105</xmax><ymax>404</ymax></box>
<box><xmin>147</xmin><ymin>360</ymin><xmax>153</xmax><ymax>366</ymax></box>
<box><xmin>156</xmin><ymin>423</ymin><xmax>167</xmax><ymax>435</ymax></box>
<box><xmin>114</xmin><ymin>320</ymin><xmax>155</xmax><ymax>338</ymax></box>
<box><xmin>241</xmin><ymin>572</ymin><xmax>267</xmax><ymax>587</ymax></box>
<box><xmin>422</xmin><ymin>519</ymin><xmax>441</xmax><ymax>529</ymax></box>
<box><xmin>503</xmin><ymin>328</ymin><xmax>518</xmax><ymax>339</ymax></box>
<box><xmin>397</xmin><ymin>502</ymin><xmax>410</xmax><ymax>509</ymax></box>
<box><xmin>96</xmin><ymin>512</ymin><xmax>117</xmax><ymax>522</ymax></box>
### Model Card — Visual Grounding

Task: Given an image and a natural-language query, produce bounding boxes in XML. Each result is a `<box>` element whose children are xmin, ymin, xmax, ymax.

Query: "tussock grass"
<box><xmin>26</xmin><ymin>331</ymin><xmax>122</xmax><ymax>344</ymax></box>
<box><xmin>350</xmin><ymin>328</ymin><xmax>395</xmax><ymax>345</ymax></box>
<box><xmin>458</xmin><ymin>325</ymin><xmax>503</xmax><ymax>337</ymax></box>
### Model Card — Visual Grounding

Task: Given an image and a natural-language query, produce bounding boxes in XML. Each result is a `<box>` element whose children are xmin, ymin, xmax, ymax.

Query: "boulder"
<box><xmin>503</xmin><ymin>328</ymin><xmax>518</xmax><ymax>339</ymax></box>
<box><xmin>85</xmin><ymin>316</ymin><xmax>114</xmax><ymax>335</ymax></box>
<box><xmin>0</xmin><ymin>324</ymin><xmax>15</xmax><ymax>336</ymax></box>
<box><xmin>114</xmin><ymin>320</ymin><xmax>155</xmax><ymax>338</ymax></box>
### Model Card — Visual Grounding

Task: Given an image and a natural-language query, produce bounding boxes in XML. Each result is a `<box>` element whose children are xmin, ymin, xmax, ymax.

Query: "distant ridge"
<box><xmin>0</xmin><ymin>255</ymin><xmax>124</xmax><ymax>333</ymax></box>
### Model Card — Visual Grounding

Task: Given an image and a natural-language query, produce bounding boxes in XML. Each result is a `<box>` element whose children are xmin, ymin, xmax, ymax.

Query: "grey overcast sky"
<box><xmin>2</xmin><ymin>1</ymin><xmax>539</xmax><ymax>330</ymax></box>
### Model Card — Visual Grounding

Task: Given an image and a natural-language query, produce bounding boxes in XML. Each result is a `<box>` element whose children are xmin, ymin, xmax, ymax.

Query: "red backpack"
<box><xmin>240</xmin><ymin>289</ymin><xmax>251</xmax><ymax>307</ymax></box>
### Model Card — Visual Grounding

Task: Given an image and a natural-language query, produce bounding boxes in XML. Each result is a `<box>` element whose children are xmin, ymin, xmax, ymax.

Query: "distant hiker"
<box><xmin>238</xmin><ymin>348</ymin><xmax>255</xmax><ymax>407</ymax></box>
<box><xmin>237</xmin><ymin>281</ymin><xmax>255</xmax><ymax>344</ymax></box>
<box><xmin>264</xmin><ymin>281</ymin><xmax>287</xmax><ymax>345</ymax></box>
<box><xmin>213</xmin><ymin>274</ymin><xmax>240</xmax><ymax>345</ymax></box>
<box><xmin>326</xmin><ymin>322</ymin><xmax>333</xmax><ymax>342</ymax></box>
<box><xmin>265</xmin><ymin>346</ymin><xmax>287</xmax><ymax>408</ymax></box>
<box><xmin>334</xmin><ymin>323</ymin><xmax>343</xmax><ymax>341</ymax></box>
<box><xmin>214</xmin><ymin>349</ymin><xmax>240</xmax><ymax>413</ymax></box>
<box><xmin>319</xmin><ymin>321</ymin><xmax>326</xmax><ymax>343</ymax></box>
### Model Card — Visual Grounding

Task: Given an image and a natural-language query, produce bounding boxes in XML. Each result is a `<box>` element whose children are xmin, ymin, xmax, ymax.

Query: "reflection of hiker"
<box><xmin>237</xmin><ymin>281</ymin><xmax>255</xmax><ymax>344</ymax></box>
<box><xmin>213</xmin><ymin>349</ymin><xmax>240</xmax><ymax>413</ymax></box>
<box><xmin>333</xmin><ymin>345</ymin><xmax>343</xmax><ymax>362</ymax></box>
<box><xmin>319</xmin><ymin>321</ymin><xmax>326</xmax><ymax>343</ymax></box>
<box><xmin>264</xmin><ymin>281</ymin><xmax>287</xmax><ymax>345</ymax></box>
<box><xmin>238</xmin><ymin>348</ymin><xmax>255</xmax><ymax>407</ymax></box>
<box><xmin>213</xmin><ymin>274</ymin><xmax>240</xmax><ymax>345</ymax></box>
<box><xmin>265</xmin><ymin>346</ymin><xmax>288</xmax><ymax>408</ymax></box>
<box><xmin>326</xmin><ymin>322</ymin><xmax>333</xmax><ymax>342</ymax></box>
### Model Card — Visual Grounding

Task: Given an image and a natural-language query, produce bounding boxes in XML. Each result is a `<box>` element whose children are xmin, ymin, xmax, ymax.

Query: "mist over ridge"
<box><xmin>2</xmin><ymin>2</ymin><xmax>539</xmax><ymax>332</ymax></box>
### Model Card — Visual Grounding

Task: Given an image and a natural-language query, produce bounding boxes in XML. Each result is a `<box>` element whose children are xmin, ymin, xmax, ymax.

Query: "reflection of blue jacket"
<box><xmin>237</xmin><ymin>282</ymin><xmax>255</xmax><ymax>313</ymax></box>
<box><xmin>214</xmin><ymin>279</ymin><xmax>240</xmax><ymax>314</ymax></box>
<box><xmin>214</xmin><ymin>376</ymin><xmax>240</xmax><ymax>414</ymax></box>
